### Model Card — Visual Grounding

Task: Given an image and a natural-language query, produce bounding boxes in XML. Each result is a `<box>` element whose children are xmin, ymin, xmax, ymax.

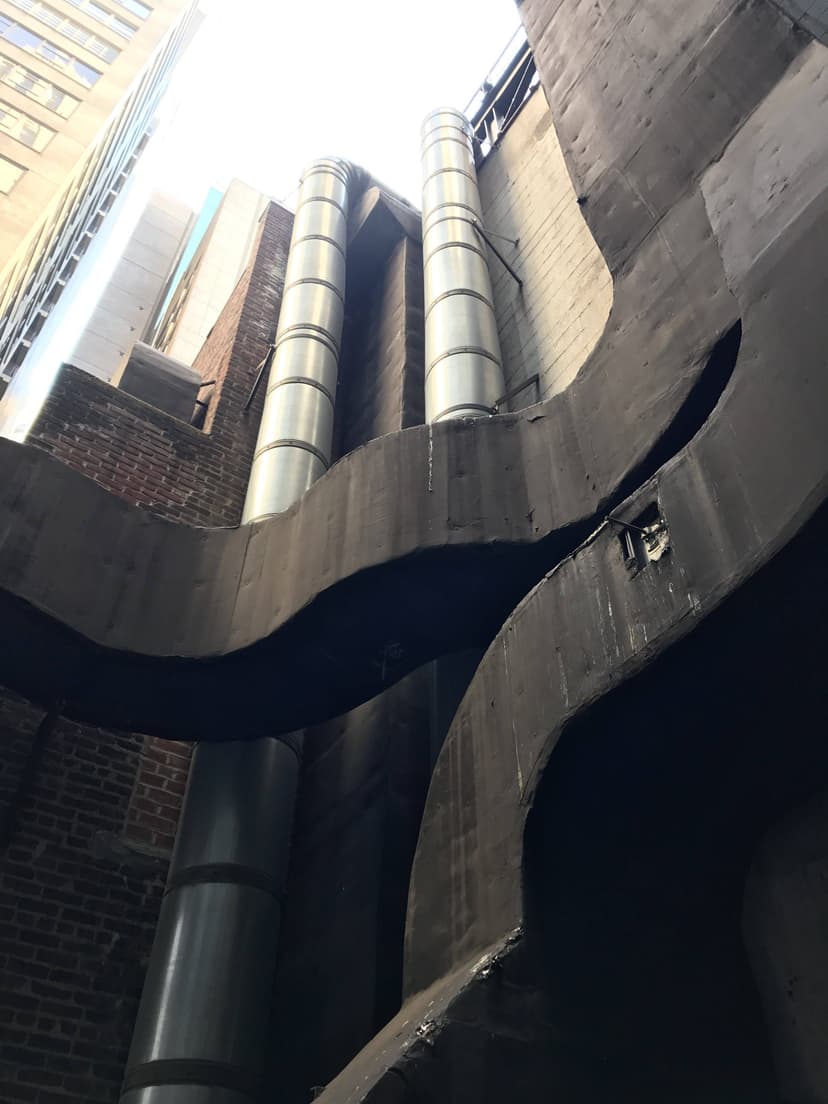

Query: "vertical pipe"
<box><xmin>123</xmin><ymin>158</ymin><xmax>361</xmax><ymax>1103</ymax></box>
<box><xmin>243</xmin><ymin>158</ymin><xmax>356</xmax><ymax>523</ymax></box>
<box><xmin>421</xmin><ymin>108</ymin><xmax>505</xmax><ymax>423</ymax></box>
<box><xmin>120</xmin><ymin>737</ymin><xmax>301</xmax><ymax>1104</ymax></box>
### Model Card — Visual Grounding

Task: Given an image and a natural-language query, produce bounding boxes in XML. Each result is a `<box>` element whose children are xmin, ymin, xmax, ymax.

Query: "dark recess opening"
<box><xmin>523</xmin><ymin>498</ymin><xmax>828</xmax><ymax>1102</ymax></box>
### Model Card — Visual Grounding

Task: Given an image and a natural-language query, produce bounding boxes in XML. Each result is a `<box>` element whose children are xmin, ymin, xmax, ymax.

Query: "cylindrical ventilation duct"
<box><xmin>123</xmin><ymin>156</ymin><xmax>366</xmax><ymax>1104</ymax></box>
<box><xmin>120</xmin><ymin>738</ymin><xmax>300</xmax><ymax>1104</ymax></box>
<box><xmin>243</xmin><ymin>157</ymin><xmax>358</xmax><ymax>523</ymax></box>
<box><xmin>421</xmin><ymin>108</ymin><xmax>505</xmax><ymax>423</ymax></box>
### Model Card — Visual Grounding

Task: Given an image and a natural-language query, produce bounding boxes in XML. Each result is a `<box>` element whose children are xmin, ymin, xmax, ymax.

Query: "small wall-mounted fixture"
<box><xmin>610</xmin><ymin>503</ymin><xmax>670</xmax><ymax>573</ymax></box>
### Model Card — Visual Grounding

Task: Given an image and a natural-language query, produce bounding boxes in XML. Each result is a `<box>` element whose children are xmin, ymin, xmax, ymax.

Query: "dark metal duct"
<box><xmin>421</xmin><ymin>108</ymin><xmax>505</xmax><ymax>422</ymax></box>
<box><xmin>120</xmin><ymin>738</ymin><xmax>300</xmax><ymax>1103</ymax></box>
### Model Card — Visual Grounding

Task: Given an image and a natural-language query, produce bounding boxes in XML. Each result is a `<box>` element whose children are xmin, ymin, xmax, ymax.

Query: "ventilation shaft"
<box><xmin>122</xmin><ymin>119</ymin><xmax>503</xmax><ymax>1098</ymax></box>
<box><xmin>121</xmin><ymin>158</ymin><xmax>359</xmax><ymax>1104</ymax></box>
<box><xmin>421</xmin><ymin>108</ymin><xmax>505</xmax><ymax>422</ymax></box>
<box><xmin>244</xmin><ymin>157</ymin><xmax>361</xmax><ymax>522</ymax></box>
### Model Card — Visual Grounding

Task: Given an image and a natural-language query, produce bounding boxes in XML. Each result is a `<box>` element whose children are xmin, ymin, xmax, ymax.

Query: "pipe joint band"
<box><xmin>283</xmin><ymin>276</ymin><xmax>345</xmax><ymax>304</ymax></box>
<box><xmin>268</xmin><ymin>376</ymin><xmax>335</xmax><ymax>405</ymax></box>
<box><xmin>165</xmin><ymin>862</ymin><xmax>286</xmax><ymax>903</ymax></box>
<box><xmin>424</xmin><ymin>286</ymin><xmax>496</xmax><ymax>321</ymax></box>
<box><xmin>426</xmin><ymin>345</ymin><xmax>503</xmax><ymax>380</ymax></box>
<box><xmin>432</xmin><ymin>401</ymin><xmax>496</xmax><ymax>422</ymax></box>
<box><xmin>253</xmin><ymin>438</ymin><xmax>330</xmax><ymax>469</ymax></box>
<box><xmin>122</xmin><ymin>1058</ymin><xmax>258</xmax><ymax>1099</ymax></box>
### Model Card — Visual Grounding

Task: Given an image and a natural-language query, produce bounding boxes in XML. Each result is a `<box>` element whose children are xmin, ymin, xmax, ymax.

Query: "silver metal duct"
<box><xmin>120</xmin><ymin>738</ymin><xmax>300</xmax><ymax>1104</ymax></box>
<box><xmin>421</xmin><ymin>108</ymin><xmax>505</xmax><ymax>423</ymax></box>
<box><xmin>243</xmin><ymin>157</ymin><xmax>360</xmax><ymax>523</ymax></box>
<box><xmin>122</xmin><ymin>156</ymin><xmax>369</xmax><ymax>1103</ymax></box>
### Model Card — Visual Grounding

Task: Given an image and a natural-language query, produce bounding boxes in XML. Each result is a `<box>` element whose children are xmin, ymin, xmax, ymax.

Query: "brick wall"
<box><xmin>30</xmin><ymin>201</ymin><xmax>294</xmax><ymax>528</ymax></box>
<box><xmin>478</xmin><ymin>84</ymin><xmax>613</xmax><ymax>405</ymax></box>
<box><xmin>0</xmin><ymin>201</ymin><xmax>294</xmax><ymax>1102</ymax></box>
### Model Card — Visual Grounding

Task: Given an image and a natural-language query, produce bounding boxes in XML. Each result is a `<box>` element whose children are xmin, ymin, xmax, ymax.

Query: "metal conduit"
<box><xmin>122</xmin><ymin>157</ymin><xmax>365</xmax><ymax>1104</ymax></box>
<box><xmin>243</xmin><ymin>157</ymin><xmax>361</xmax><ymax>523</ymax></box>
<box><xmin>120</xmin><ymin>738</ymin><xmax>300</xmax><ymax>1104</ymax></box>
<box><xmin>421</xmin><ymin>108</ymin><xmax>505</xmax><ymax>423</ymax></box>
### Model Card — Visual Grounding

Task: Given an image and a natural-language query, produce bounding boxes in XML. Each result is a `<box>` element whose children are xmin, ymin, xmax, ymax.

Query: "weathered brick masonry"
<box><xmin>0</xmin><ymin>201</ymin><xmax>294</xmax><ymax>1103</ymax></box>
<box><xmin>30</xmin><ymin>202</ymin><xmax>294</xmax><ymax>528</ymax></box>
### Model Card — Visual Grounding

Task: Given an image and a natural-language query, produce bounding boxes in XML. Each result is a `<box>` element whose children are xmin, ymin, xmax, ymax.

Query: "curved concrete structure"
<box><xmin>0</xmin><ymin>5</ymin><xmax>826</xmax><ymax>1095</ymax></box>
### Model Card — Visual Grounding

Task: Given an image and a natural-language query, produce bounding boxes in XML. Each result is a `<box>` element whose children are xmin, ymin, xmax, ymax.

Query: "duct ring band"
<box><xmin>275</xmin><ymin>324</ymin><xmax>340</xmax><ymax>358</ymax></box>
<box><xmin>290</xmin><ymin>233</ymin><xmax>346</xmax><ymax>258</ymax></box>
<box><xmin>421</xmin><ymin>134</ymin><xmax>474</xmax><ymax>158</ymax></box>
<box><xmin>293</xmin><ymin>194</ymin><xmax>346</xmax><ymax>218</ymax></box>
<box><xmin>425</xmin><ymin>345</ymin><xmax>503</xmax><ymax>381</ymax></box>
<box><xmin>164</xmin><ymin>862</ymin><xmax>286</xmax><ymax>903</ymax></box>
<box><xmin>283</xmin><ymin>276</ymin><xmax>345</xmax><ymax>304</ymax></box>
<box><xmin>424</xmin><ymin>200</ymin><xmax>482</xmax><ymax>227</ymax></box>
<box><xmin>432</xmin><ymin>401</ymin><xmax>497</xmax><ymax>422</ymax></box>
<box><xmin>121</xmin><ymin>1058</ymin><xmax>259</xmax><ymax>1099</ymax></box>
<box><xmin>267</xmin><ymin>376</ymin><xmax>335</xmax><ymax>406</ymax></box>
<box><xmin>424</xmin><ymin>240</ymin><xmax>487</xmax><ymax>267</ymax></box>
<box><xmin>422</xmin><ymin>165</ymin><xmax>477</xmax><ymax>188</ymax></box>
<box><xmin>252</xmin><ymin>438</ymin><xmax>330</xmax><ymax>469</ymax></box>
<box><xmin>424</xmin><ymin>287</ymin><xmax>496</xmax><ymax>322</ymax></box>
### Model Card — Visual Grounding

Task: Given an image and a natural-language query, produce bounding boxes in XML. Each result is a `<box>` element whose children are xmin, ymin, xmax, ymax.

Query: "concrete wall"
<box><xmin>478</xmin><ymin>84</ymin><xmax>612</xmax><ymax>406</ymax></box>
<box><xmin>158</xmin><ymin>178</ymin><xmax>269</xmax><ymax>366</ymax></box>
<box><xmin>70</xmin><ymin>192</ymin><xmax>193</xmax><ymax>382</ymax></box>
<box><xmin>744</xmin><ymin>791</ymin><xmax>828</xmax><ymax>1103</ymax></box>
<box><xmin>335</xmin><ymin>234</ymin><xmax>424</xmax><ymax>459</ymax></box>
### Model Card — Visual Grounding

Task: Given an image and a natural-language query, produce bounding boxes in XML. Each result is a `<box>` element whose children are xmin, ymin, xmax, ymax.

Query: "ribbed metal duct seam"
<box><xmin>242</xmin><ymin>157</ymin><xmax>363</xmax><ymax>523</ymax></box>
<box><xmin>421</xmin><ymin>108</ymin><xmax>505</xmax><ymax>423</ymax></box>
<box><xmin>119</xmin><ymin>738</ymin><xmax>301</xmax><ymax>1104</ymax></box>
<box><xmin>120</xmin><ymin>156</ymin><xmax>369</xmax><ymax>1104</ymax></box>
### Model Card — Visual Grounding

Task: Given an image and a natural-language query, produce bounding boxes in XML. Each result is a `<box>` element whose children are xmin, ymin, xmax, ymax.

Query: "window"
<box><xmin>63</xmin><ymin>0</ymin><xmax>137</xmax><ymax>40</ymax></box>
<box><xmin>0</xmin><ymin>17</ymin><xmax>102</xmax><ymax>86</ymax></box>
<box><xmin>115</xmin><ymin>0</ymin><xmax>151</xmax><ymax>18</ymax></box>
<box><xmin>0</xmin><ymin>55</ymin><xmax>79</xmax><ymax>117</ymax></box>
<box><xmin>6</xmin><ymin>0</ymin><xmax>120</xmax><ymax>63</ymax></box>
<box><xmin>0</xmin><ymin>99</ymin><xmax>55</xmax><ymax>149</ymax></box>
<box><xmin>0</xmin><ymin>153</ymin><xmax>26</xmax><ymax>192</ymax></box>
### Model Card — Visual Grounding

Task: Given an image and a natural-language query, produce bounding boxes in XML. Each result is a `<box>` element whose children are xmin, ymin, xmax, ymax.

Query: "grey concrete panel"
<box><xmin>111</xmin><ymin>341</ymin><xmax>201</xmax><ymax>422</ymax></box>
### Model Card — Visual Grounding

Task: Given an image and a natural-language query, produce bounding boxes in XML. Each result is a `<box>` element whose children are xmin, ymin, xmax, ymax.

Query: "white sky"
<box><xmin>151</xmin><ymin>0</ymin><xmax>523</xmax><ymax>213</ymax></box>
<box><xmin>0</xmin><ymin>0</ymin><xmax>524</xmax><ymax>441</ymax></box>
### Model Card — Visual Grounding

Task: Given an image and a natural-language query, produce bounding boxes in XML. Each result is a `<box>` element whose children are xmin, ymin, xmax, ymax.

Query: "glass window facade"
<box><xmin>63</xmin><ymin>0</ymin><xmax>137</xmax><ymax>40</ymax></box>
<box><xmin>0</xmin><ymin>55</ymin><xmax>79</xmax><ymax>117</ymax></box>
<box><xmin>6</xmin><ymin>0</ymin><xmax>121</xmax><ymax>63</ymax></box>
<box><xmin>0</xmin><ymin>15</ymin><xmax>102</xmax><ymax>86</ymax></box>
<box><xmin>0</xmin><ymin>153</ymin><xmax>25</xmax><ymax>192</ymax></box>
<box><xmin>116</xmin><ymin>0</ymin><xmax>151</xmax><ymax>17</ymax></box>
<box><xmin>0</xmin><ymin>99</ymin><xmax>56</xmax><ymax>149</ymax></box>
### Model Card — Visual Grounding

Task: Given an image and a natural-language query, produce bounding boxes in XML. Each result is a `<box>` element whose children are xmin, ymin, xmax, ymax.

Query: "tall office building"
<box><xmin>69</xmin><ymin>188</ymin><xmax>193</xmax><ymax>381</ymax></box>
<box><xmin>0</xmin><ymin>0</ymin><xmax>200</xmax><ymax>392</ymax></box>
<box><xmin>149</xmin><ymin>177</ymin><xmax>269</xmax><ymax>365</ymax></box>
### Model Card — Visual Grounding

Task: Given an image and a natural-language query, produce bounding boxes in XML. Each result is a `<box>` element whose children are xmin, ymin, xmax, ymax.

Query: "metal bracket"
<box><xmin>471</xmin><ymin>220</ymin><xmax>523</xmax><ymax>289</ymax></box>
<box><xmin>243</xmin><ymin>343</ymin><xmax>276</xmax><ymax>413</ymax></box>
<box><xmin>493</xmin><ymin>373</ymin><xmax>540</xmax><ymax>412</ymax></box>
